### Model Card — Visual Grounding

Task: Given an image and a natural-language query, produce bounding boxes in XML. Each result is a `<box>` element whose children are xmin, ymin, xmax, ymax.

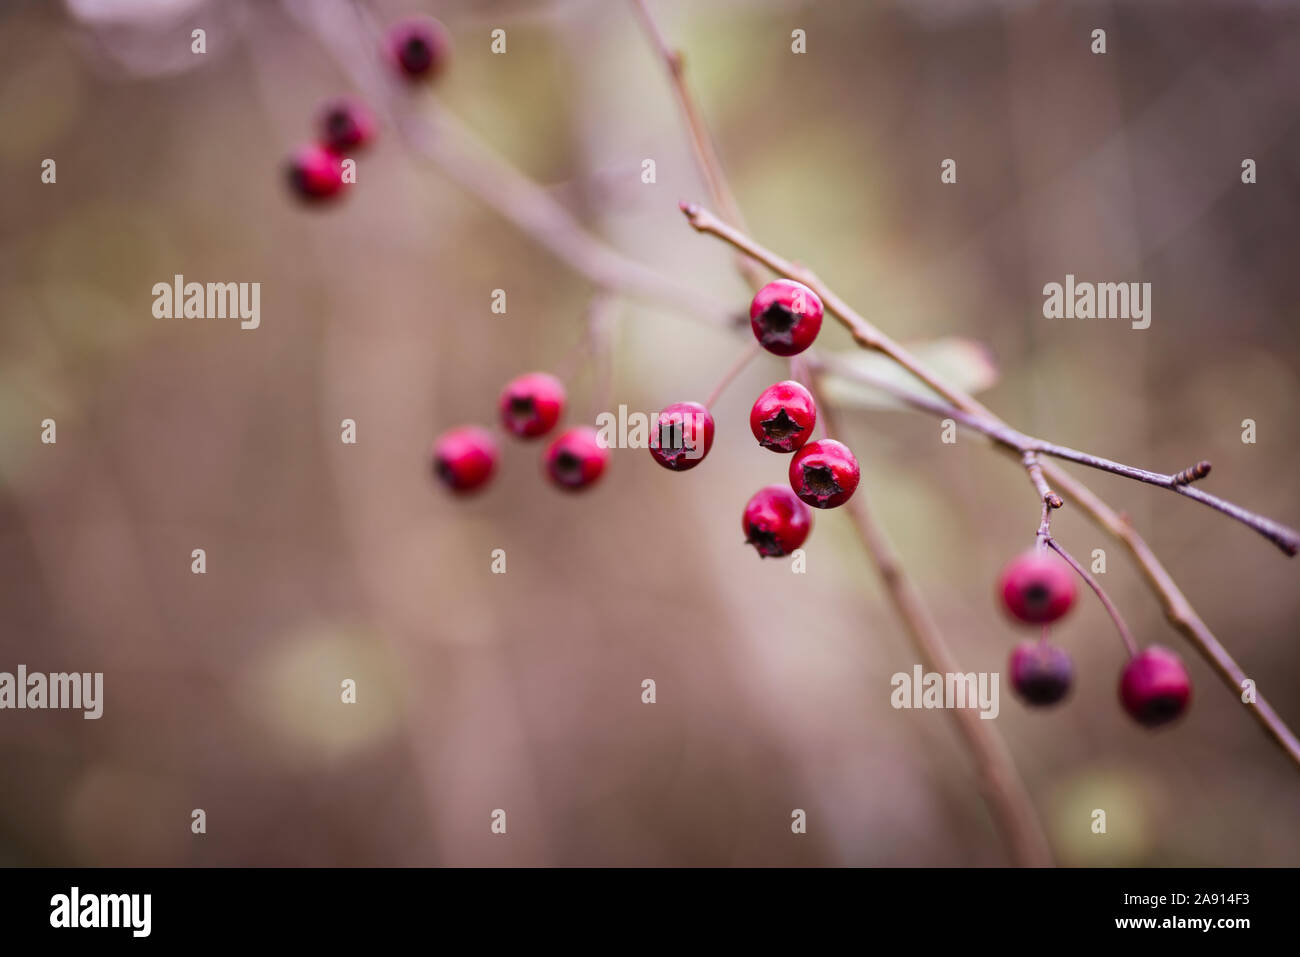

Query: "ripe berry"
<box><xmin>649</xmin><ymin>401</ymin><xmax>714</xmax><ymax>471</ymax></box>
<box><xmin>544</xmin><ymin>426</ymin><xmax>608</xmax><ymax>491</ymax></box>
<box><xmin>1120</xmin><ymin>646</ymin><xmax>1192</xmax><ymax>727</ymax></box>
<box><xmin>318</xmin><ymin>96</ymin><xmax>376</xmax><ymax>153</ymax></box>
<box><xmin>431</xmin><ymin>425</ymin><xmax>497</xmax><ymax>494</ymax></box>
<box><xmin>998</xmin><ymin>550</ymin><xmax>1077</xmax><ymax>625</ymax></box>
<box><xmin>749</xmin><ymin>279</ymin><xmax>824</xmax><ymax>356</ymax></box>
<box><xmin>499</xmin><ymin>372</ymin><xmax>566</xmax><ymax>439</ymax></box>
<box><xmin>385</xmin><ymin>15</ymin><xmax>451</xmax><ymax>81</ymax></box>
<box><xmin>742</xmin><ymin>485</ymin><xmax>812</xmax><ymax>558</ymax></box>
<box><xmin>788</xmin><ymin>439</ymin><xmax>859</xmax><ymax>508</ymax></box>
<box><xmin>285</xmin><ymin>143</ymin><xmax>345</xmax><ymax>201</ymax></box>
<box><xmin>750</xmin><ymin>380</ymin><xmax>817</xmax><ymax>453</ymax></box>
<box><xmin>1008</xmin><ymin>640</ymin><xmax>1074</xmax><ymax>706</ymax></box>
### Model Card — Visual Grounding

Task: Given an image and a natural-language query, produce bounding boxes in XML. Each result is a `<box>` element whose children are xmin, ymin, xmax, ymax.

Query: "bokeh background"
<box><xmin>1</xmin><ymin>0</ymin><xmax>1298</xmax><ymax>866</ymax></box>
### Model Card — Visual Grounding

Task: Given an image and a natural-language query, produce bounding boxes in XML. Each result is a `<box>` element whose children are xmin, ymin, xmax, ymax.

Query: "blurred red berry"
<box><xmin>750</xmin><ymin>380</ymin><xmax>817</xmax><ymax>453</ymax></box>
<box><xmin>285</xmin><ymin>143</ymin><xmax>345</xmax><ymax>201</ymax></box>
<box><xmin>431</xmin><ymin>425</ymin><xmax>498</xmax><ymax>494</ymax></box>
<box><xmin>385</xmin><ymin>15</ymin><xmax>451</xmax><ymax>81</ymax></box>
<box><xmin>998</xmin><ymin>550</ymin><xmax>1077</xmax><ymax>625</ymax></box>
<box><xmin>749</xmin><ymin>279</ymin><xmax>823</xmax><ymax>356</ymax></box>
<box><xmin>544</xmin><ymin>426</ymin><xmax>608</xmax><ymax>491</ymax></box>
<box><xmin>649</xmin><ymin>401</ymin><xmax>714</xmax><ymax>471</ymax></box>
<box><xmin>788</xmin><ymin>438</ymin><xmax>859</xmax><ymax>508</ymax></box>
<box><xmin>318</xmin><ymin>96</ymin><xmax>376</xmax><ymax>153</ymax></box>
<box><xmin>742</xmin><ymin>485</ymin><xmax>812</xmax><ymax>558</ymax></box>
<box><xmin>499</xmin><ymin>372</ymin><xmax>566</xmax><ymax>439</ymax></box>
<box><xmin>1008</xmin><ymin>640</ymin><xmax>1074</xmax><ymax>706</ymax></box>
<box><xmin>1120</xmin><ymin>646</ymin><xmax>1192</xmax><ymax>727</ymax></box>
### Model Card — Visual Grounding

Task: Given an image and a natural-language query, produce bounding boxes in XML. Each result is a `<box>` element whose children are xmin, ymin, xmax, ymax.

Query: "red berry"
<box><xmin>1120</xmin><ymin>646</ymin><xmax>1192</xmax><ymax>727</ymax></box>
<box><xmin>649</xmin><ymin>401</ymin><xmax>714</xmax><ymax>471</ymax></box>
<box><xmin>788</xmin><ymin>438</ymin><xmax>859</xmax><ymax>508</ymax></box>
<box><xmin>742</xmin><ymin>485</ymin><xmax>812</xmax><ymax>558</ymax></box>
<box><xmin>499</xmin><ymin>372</ymin><xmax>566</xmax><ymax>439</ymax></box>
<box><xmin>431</xmin><ymin>425</ymin><xmax>497</xmax><ymax>494</ymax></box>
<box><xmin>750</xmin><ymin>380</ymin><xmax>817</xmax><ymax>453</ymax></box>
<box><xmin>1008</xmin><ymin>640</ymin><xmax>1073</xmax><ymax>706</ymax></box>
<box><xmin>544</xmin><ymin>426</ymin><xmax>608</xmax><ymax>491</ymax></box>
<box><xmin>318</xmin><ymin>96</ymin><xmax>376</xmax><ymax>153</ymax></box>
<box><xmin>749</xmin><ymin>279</ymin><xmax>823</xmax><ymax>356</ymax></box>
<box><xmin>998</xmin><ymin>550</ymin><xmax>1077</xmax><ymax>625</ymax></box>
<box><xmin>285</xmin><ymin>143</ymin><xmax>345</xmax><ymax>201</ymax></box>
<box><xmin>385</xmin><ymin>15</ymin><xmax>451</xmax><ymax>81</ymax></box>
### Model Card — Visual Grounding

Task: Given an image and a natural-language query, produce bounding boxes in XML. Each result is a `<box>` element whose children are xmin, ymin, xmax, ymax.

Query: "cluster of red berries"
<box><xmin>430</xmin><ymin>278</ymin><xmax>861</xmax><ymax>560</ymax></box>
<box><xmin>432</xmin><ymin>373</ymin><xmax>608</xmax><ymax>495</ymax></box>
<box><xmin>286</xmin><ymin>15</ymin><xmax>451</xmax><ymax>203</ymax></box>
<box><xmin>646</xmin><ymin>279</ymin><xmax>860</xmax><ymax>558</ymax></box>
<box><xmin>997</xmin><ymin>549</ymin><xmax>1193</xmax><ymax>727</ymax></box>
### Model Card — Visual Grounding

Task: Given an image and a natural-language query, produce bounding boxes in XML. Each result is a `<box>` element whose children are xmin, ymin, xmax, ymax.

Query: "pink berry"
<box><xmin>749</xmin><ymin>279</ymin><xmax>823</xmax><ymax>356</ymax></box>
<box><xmin>788</xmin><ymin>438</ymin><xmax>859</xmax><ymax>509</ymax></box>
<box><xmin>431</xmin><ymin>425</ymin><xmax>498</xmax><ymax>494</ymax></box>
<box><xmin>750</xmin><ymin>380</ymin><xmax>817</xmax><ymax>453</ymax></box>
<box><xmin>649</xmin><ymin>401</ymin><xmax>714</xmax><ymax>471</ymax></box>
<box><xmin>1008</xmin><ymin>640</ymin><xmax>1074</xmax><ymax>706</ymax></box>
<box><xmin>385</xmin><ymin>15</ymin><xmax>451</xmax><ymax>81</ymax></box>
<box><xmin>1120</xmin><ymin>646</ymin><xmax>1192</xmax><ymax>727</ymax></box>
<box><xmin>998</xmin><ymin>550</ymin><xmax>1077</xmax><ymax>625</ymax></box>
<box><xmin>318</xmin><ymin>96</ymin><xmax>376</xmax><ymax>153</ymax></box>
<box><xmin>742</xmin><ymin>485</ymin><xmax>812</xmax><ymax>558</ymax></box>
<box><xmin>544</xmin><ymin>426</ymin><xmax>608</xmax><ymax>491</ymax></box>
<box><xmin>285</xmin><ymin>143</ymin><xmax>345</xmax><ymax>201</ymax></box>
<box><xmin>499</xmin><ymin>372</ymin><xmax>566</xmax><ymax>439</ymax></box>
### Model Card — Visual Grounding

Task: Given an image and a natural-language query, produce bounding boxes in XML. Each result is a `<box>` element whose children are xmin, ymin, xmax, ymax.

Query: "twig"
<box><xmin>1023</xmin><ymin>452</ymin><xmax>1063</xmax><ymax>510</ymax></box>
<box><xmin>704</xmin><ymin>341</ymin><xmax>762</xmax><ymax>409</ymax></box>
<box><xmin>1044</xmin><ymin>538</ymin><xmax>1140</xmax><ymax>658</ymax></box>
<box><xmin>628</xmin><ymin>0</ymin><xmax>764</xmax><ymax>291</ymax></box>
<box><xmin>816</xmin><ymin>387</ymin><xmax>1054</xmax><ymax>866</ymax></box>
<box><xmin>1041</xmin><ymin>462</ymin><xmax>1300</xmax><ymax>766</ymax></box>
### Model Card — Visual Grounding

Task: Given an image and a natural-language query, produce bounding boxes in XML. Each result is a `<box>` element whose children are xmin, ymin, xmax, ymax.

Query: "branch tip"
<box><xmin>1172</xmin><ymin>460</ymin><xmax>1212</xmax><ymax>486</ymax></box>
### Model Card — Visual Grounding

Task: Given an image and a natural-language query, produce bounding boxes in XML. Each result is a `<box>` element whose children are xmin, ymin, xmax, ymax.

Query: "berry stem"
<box><xmin>786</xmin><ymin>356</ymin><xmax>821</xmax><ymax>440</ymax></box>
<box><xmin>1043</xmin><ymin>536</ymin><xmax>1139</xmax><ymax>658</ymax></box>
<box><xmin>704</xmin><ymin>340</ymin><xmax>762</xmax><ymax>410</ymax></box>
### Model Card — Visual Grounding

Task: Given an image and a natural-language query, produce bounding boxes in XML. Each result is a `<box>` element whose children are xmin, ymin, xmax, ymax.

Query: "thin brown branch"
<box><xmin>679</xmin><ymin>201</ymin><xmax>987</xmax><ymax>413</ymax></box>
<box><xmin>1043</xmin><ymin>537</ymin><xmax>1140</xmax><ymax>658</ymax></box>
<box><xmin>816</xmin><ymin>385</ymin><xmax>1054</xmax><ymax>867</ymax></box>
<box><xmin>704</xmin><ymin>340</ymin><xmax>762</xmax><ymax>409</ymax></box>
<box><xmin>629</xmin><ymin>0</ymin><xmax>765</xmax><ymax>291</ymax></box>
<box><xmin>1023</xmin><ymin>452</ymin><xmax>1063</xmax><ymax>510</ymax></box>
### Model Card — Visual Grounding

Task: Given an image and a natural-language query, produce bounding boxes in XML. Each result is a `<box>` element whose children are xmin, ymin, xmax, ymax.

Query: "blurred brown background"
<box><xmin>1</xmin><ymin>0</ymin><xmax>1297</xmax><ymax>866</ymax></box>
